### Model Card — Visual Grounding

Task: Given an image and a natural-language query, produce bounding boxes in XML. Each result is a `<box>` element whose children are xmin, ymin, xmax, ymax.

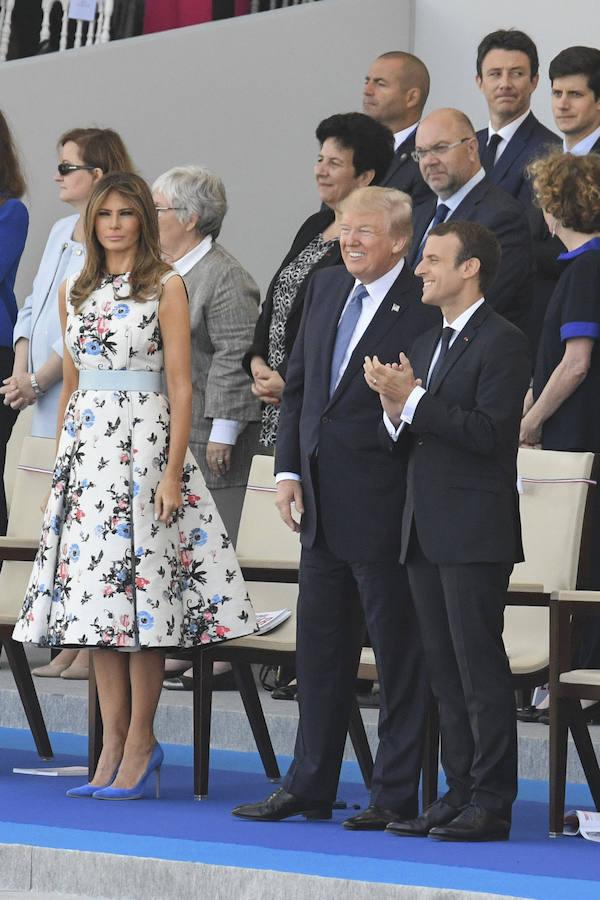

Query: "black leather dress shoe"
<box><xmin>343</xmin><ymin>805</ymin><xmax>403</xmax><ymax>830</ymax></box>
<box><xmin>428</xmin><ymin>804</ymin><xmax>510</xmax><ymax>842</ymax></box>
<box><xmin>232</xmin><ymin>788</ymin><xmax>332</xmax><ymax>821</ymax></box>
<box><xmin>386</xmin><ymin>799</ymin><xmax>463</xmax><ymax>837</ymax></box>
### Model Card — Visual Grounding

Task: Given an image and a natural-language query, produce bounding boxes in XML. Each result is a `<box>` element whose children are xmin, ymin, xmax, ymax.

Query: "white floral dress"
<box><xmin>13</xmin><ymin>272</ymin><xmax>256</xmax><ymax>649</ymax></box>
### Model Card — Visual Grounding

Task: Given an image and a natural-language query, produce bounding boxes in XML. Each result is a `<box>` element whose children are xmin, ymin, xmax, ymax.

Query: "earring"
<box><xmin>551</xmin><ymin>218</ymin><xmax>559</xmax><ymax>238</ymax></box>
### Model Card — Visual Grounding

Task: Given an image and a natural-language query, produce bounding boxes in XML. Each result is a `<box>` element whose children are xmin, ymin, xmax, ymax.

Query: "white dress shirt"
<box><xmin>485</xmin><ymin>108</ymin><xmax>531</xmax><ymax>164</ymax></box>
<box><xmin>393</xmin><ymin>123</ymin><xmax>419</xmax><ymax>152</ymax></box>
<box><xmin>277</xmin><ymin>258</ymin><xmax>406</xmax><ymax>483</ymax></box>
<box><xmin>384</xmin><ymin>297</ymin><xmax>485</xmax><ymax>440</ymax></box>
<box><xmin>173</xmin><ymin>234</ymin><xmax>242</xmax><ymax>447</ymax></box>
<box><xmin>564</xmin><ymin>124</ymin><xmax>600</xmax><ymax>156</ymax></box>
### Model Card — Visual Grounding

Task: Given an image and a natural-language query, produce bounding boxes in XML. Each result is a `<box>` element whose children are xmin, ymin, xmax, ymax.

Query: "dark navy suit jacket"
<box><xmin>380</xmin><ymin>130</ymin><xmax>433</xmax><ymax>207</ymax></box>
<box><xmin>275</xmin><ymin>263</ymin><xmax>439</xmax><ymax>562</ymax></box>
<box><xmin>477</xmin><ymin>112</ymin><xmax>560</xmax><ymax>206</ymax></box>
<box><xmin>409</xmin><ymin>176</ymin><xmax>533</xmax><ymax>334</ymax></box>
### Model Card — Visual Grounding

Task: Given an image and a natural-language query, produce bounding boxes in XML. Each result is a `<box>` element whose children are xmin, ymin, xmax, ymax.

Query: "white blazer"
<box><xmin>13</xmin><ymin>214</ymin><xmax>85</xmax><ymax>437</ymax></box>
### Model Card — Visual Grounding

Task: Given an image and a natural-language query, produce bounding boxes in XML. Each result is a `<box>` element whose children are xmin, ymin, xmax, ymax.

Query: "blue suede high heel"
<box><xmin>92</xmin><ymin>743</ymin><xmax>164</xmax><ymax>800</ymax></box>
<box><xmin>66</xmin><ymin>767</ymin><xmax>119</xmax><ymax>798</ymax></box>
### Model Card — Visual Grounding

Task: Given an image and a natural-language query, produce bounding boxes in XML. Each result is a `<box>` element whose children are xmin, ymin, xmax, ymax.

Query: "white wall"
<box><xmin>1</xmin><ymin>0</ymin><xmax>412</xmax><ymax>302</ymax></box>
<box><xmin>414</xmin><ymin>0</ymin><xmax>600</xmax><ymax>131</ymax></box>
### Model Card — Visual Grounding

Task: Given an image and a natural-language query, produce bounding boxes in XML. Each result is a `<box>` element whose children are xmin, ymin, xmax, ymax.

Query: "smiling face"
<box><xmin>314</xmin><ymin>138</ymin><xmax>373</xmax><ymax>209</ymax></box>
<box><xmin>94</xmin><ymin>190</ymin><xmax>141</xmax><ymax>256</ymax></box>
<box><xmin>415</xmin><ymin>112</ymin><xmax>479</xmax><ymax>200</ymax></box>
<box><xmin>339</xmin><ymin>206</ymin><xmax>405</xmax><ymax>284</ymax></box>
<box><xmin>551</xmin><ymin>74</ymin><xmax>600</xmax><ymax>147</ymax></box>
<box><xmin>477</xmin><ymin>49</ymin><xmax>538</xmax><ymax>128</ymax></box>
<box><xmin>415</xmin><ymin>232</ymin><xmax>474</xmax><ymax>310</ymax></box>
<box><xmin>54</xmin><ymin>140</ymin><xmax>101</xmax><ymax>207</ymax></box>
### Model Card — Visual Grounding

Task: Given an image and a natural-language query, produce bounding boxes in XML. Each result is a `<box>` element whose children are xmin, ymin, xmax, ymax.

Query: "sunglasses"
<box><xmin>57</xmin><ymin>163</ymin><xmax>96</xmax><ymax>176</ymax></box>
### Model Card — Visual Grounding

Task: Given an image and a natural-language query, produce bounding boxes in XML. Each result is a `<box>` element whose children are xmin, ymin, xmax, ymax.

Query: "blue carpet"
<box><xmin>1</xmin><ymin>727</ymin><xmax>599</xmax><ymax>899</ymax></box>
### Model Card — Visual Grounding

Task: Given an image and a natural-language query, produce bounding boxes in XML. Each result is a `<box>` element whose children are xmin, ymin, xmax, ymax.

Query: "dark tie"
<box><xmin>329</xmin><ymin>284</ymin><xmax>368</xmax><ymax>397</ymax></box>
<box><xmin>481</xmin><ymin>132</ymin><xmax>502</xmax><ymax>173</ymax></box>
<box><xmin>427</xmin><ymin>326</ymin><xmax>454</xmax><ymax>389</ymax></box>
<box><xmin>413</xmin><ymin>203</ymin><xmax>450</xmax><ymax>265</ymax></box>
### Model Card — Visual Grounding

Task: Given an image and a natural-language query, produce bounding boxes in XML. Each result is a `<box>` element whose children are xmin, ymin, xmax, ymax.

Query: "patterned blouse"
<box><xmin>260</xmin><ymin>233</ymin><xmax>337</xmax><ymax>447</ymax></box>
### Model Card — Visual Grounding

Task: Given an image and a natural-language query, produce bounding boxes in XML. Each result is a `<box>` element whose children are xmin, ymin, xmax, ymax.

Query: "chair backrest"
<box><xmin>512</xmin><ymin>448</ymin><xmax>596</xmax><ymax>592</ymax></box>
<box><xmin>0</xmin><ymin>435</ymin><xmax>55</xmax><ymax>623</ymax></box>
<box><xmin>4</xmin><ymin>406</ymin><xmax>33</xmax><ymax>516</ymax></box>
<box><xmin>235</xmin><ymin>455</ymin><xmax>301</xmax><ymax>570</ymax></box>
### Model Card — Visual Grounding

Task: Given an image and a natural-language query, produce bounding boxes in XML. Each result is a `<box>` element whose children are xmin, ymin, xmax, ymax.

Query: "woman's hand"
<box><xmin>519</xmin><ymin>411</ymin><xmax>542</xmax><ymax>447</ymax></box>
<box><xmin>251</xmin><ymin>357</ymin><xmax>285</xmax><ymax>405</ymax></box>
<box><xmin>0</xmin><ymin>372</ymin><xmax>37</xmax><ymax>409</ymax></box>
<box><xmin>154</xmin><ymin>473</ymin><xmax>183</xmax><ymax>523</ymax></box>
<box><xmin>206</xmin><ymin>441</ymin><xmax>232</xmax><ymax>477</ymax></box>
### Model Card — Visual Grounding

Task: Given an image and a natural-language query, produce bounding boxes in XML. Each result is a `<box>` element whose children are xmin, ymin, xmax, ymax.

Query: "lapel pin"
<box><xmin>464</xmin><ymin>336</ymin><xmax>469</xmax><ymax>342</ymax></box>
<box><xmin>391</xmin><ymin>304</ymin><xmax>401</xmax><ymax>312</ymax></box>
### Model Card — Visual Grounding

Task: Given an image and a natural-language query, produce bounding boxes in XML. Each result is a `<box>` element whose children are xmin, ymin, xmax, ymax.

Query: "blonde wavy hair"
<box><xmin>527</xmin><ymin>150</ymin><xmax>600</xmax><ymax>233</ymax></box>
<box><xmin>70</xmin><ymin>172</ymin><xmax>171</xmax><ymax>310</ymax></box>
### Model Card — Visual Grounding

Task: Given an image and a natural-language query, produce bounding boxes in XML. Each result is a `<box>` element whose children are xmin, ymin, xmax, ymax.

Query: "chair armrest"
<box><xmin>551</xmin><ymin>590</ymin><xmax>600</xmax><ymax>605</ymax></box>
<box><xmin>0</xmin><ymin>536</ymin><xmax>39</xmax><ymax>562</ymax></box>
<box><xmin>241</xmin><ymin>563</ymin><xmax>299</xmax><ymax>584</ymax></box>
<box><xmin>506</xmin><ymin>583</ymin><xmax>549</xmax><ymax>606</ymax></box>
<box><xmin>508</xmin><ymin>582</ymin><xmax>545</xmax><ymax>593</ymax></box>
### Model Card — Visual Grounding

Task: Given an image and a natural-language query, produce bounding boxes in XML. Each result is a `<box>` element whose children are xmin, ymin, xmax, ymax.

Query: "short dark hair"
<box><xmin>0</xmin><ymin>110</ymin><xmax>26</xmax><ymax>199</ymax></box>
<box><xmin>549</xmin><ymin>46</ymin><xmax>600</xmax><ymax>99</ymax></box>
<box><xmin>429</xmin><ymin>220</ymin><xmax>501</xmax><ymax>295</ymax></box>
<box><xmin>476</xmin><ymin>29</ymin><xmax>539</xmax><ymax>78</ymax></box>
<box><xmin>315</xmin><ymin>112</ymin><xmax>394</xmax><ymax>186</ymax></box>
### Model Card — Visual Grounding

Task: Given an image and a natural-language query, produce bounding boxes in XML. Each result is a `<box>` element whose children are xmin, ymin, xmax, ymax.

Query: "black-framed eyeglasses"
<box><xmin>57</xmin><ymin>163</ymin><xmax>96</xmax><ymax>176</ymax></box>
<box><xmin>154</xmin><ymin>206</ymin><xmax>186</xmax><ymax>213</ymax></box>
<box><xmin>411</xmin><ymin>137</ymin><xmax>473</xmax><ymax>163</ymax></box>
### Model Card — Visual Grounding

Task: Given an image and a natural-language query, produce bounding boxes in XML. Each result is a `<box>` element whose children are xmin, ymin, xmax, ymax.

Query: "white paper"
<box><xmin>13</xmin><ymin>765</ymin><xmax>88</xmax><ymax>777</ymax></box>
<box><xmin>255</xmin><ymin>608</ymin><xmax>291</xmax><ymax>635</ymax></box>
<box><xmin>69</xmin><ymin>0</ymin><xmax>97</xmax><ymax>22</ymax></box>
<box><xmin>564</xmin><ymin>809</ymin><xmax>600</xmax><ymax>842</ymax></box>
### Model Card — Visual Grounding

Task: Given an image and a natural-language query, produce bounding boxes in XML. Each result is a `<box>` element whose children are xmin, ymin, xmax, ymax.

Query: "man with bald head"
<box><xmin>363</xmin><ymin>51</ymin><xmax>433</xmax><ymax>205</ymax></box>
<box><xmin>409</xmin><ymin>108</ymin><xmax>532</xmax><ymax>333</ymax></box>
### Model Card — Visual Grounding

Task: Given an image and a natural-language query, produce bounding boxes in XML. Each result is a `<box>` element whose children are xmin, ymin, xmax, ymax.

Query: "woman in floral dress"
<box><xmin>13</xmin><ymin>172</ymin><xmax>256</xmax><ymax>799</ymax></box>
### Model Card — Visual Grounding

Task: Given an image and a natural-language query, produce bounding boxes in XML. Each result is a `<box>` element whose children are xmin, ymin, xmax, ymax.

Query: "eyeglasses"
<box><xmin>154</xmin><ymin>206</ymin><xmax>186</xmax><ymax>213</ymax></box>
<box><xmin>411</xmin><ymin>138</ymin><xmax>473</xmax><ymax>163</ymax></box>
<box><xmin>57</xmin><ymin>163</ymin><xmax>97</xmax><ymax>176</ymax></box>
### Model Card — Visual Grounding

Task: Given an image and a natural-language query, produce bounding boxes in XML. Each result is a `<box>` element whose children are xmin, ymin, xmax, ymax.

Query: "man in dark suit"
<box><xmin>363</xmin><ymin>51</ymin><xmax>433</xmax><ymax>206</ymax></box>
<box><xmin>365</xmin><ymin>220</ymin><xmax>531</xmax><ymax>842</ymax></box>
<box><xmin>409</xmin><ymin>108</ymin><xmax>532</xmax><ymax>334</ymax></box>
<box><xmin>232</xmin><ymin>186</ymin><xmax>439</xmax><ymax>828</ymax></box>
<box><xmin>475</xmin><ymin>29</ymin><xmax>559</xmax><ymax>205</ymax></box>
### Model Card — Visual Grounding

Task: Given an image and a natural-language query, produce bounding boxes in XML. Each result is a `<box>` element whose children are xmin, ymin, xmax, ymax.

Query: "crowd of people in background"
<box><xmin>0</xmin><ymin>26</ymin><xmax>599</xmax><ymax>841</ymax></box>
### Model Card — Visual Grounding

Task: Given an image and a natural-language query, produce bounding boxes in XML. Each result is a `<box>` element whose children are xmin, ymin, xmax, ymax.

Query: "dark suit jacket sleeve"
<box><xmin>409</xmin><ymin>328</ymin><xmax>531</xmax><ymax>457</ymax></box>
<box><xmin>273</xmin><ymin>276</ymin><xmax>317</xmax><ymax>477</ymax></box>
<box><xmin>485</xmin><ymin>204</ymin><xmax>532</xmax><ymax>322</ymax></box>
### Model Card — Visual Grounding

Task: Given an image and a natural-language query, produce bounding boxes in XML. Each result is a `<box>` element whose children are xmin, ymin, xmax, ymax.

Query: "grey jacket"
<box><xmin>184</xmin><ymin>242</ymin><xmax>261</xmax><ymax>489</ymax></box>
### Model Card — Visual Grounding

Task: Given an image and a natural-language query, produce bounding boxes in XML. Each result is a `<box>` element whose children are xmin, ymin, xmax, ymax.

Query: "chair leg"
<box><xmin>549</xmin><ymin>696</ymin><xmax>570</xmax><ymax>835</ymax></box>
<box><xmin>1</xmin><ymin>634</ymin><xmax>52</xmax><ymax>759</ymax></box>
<box><xmin>421</xmin><ymin>697</ymin><xmax>439</xmax><ymax>810</ymax></box>
<box><xmin>193</xmin><ymin>650</ymin><xmax>214</xmax><ymax>800</ymax></box>
<box><xmin>232</xmin><ymin>661</ymin><xmax>280</xmax><ymax>782</ymax></box>
<box><xmin>348</xmin><ymin>696</ymin><xmax>373</xmax><ymax>790</ymax></box>
<box><xmin>87</xmin><ymin>655</ymin><xmax>102</xmax><ymax>778</ymax></box>
<box><xmin>569</xmin><ymin>702</ymin><xmax>600</xmax><ymax>811</ymax></box>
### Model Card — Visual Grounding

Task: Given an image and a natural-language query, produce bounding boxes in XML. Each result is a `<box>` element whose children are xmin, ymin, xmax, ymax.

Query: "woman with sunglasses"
<box><xmin>0</xmin><ymin>127</ymin><xmax>133</xmax><ymax>680</ymax></box>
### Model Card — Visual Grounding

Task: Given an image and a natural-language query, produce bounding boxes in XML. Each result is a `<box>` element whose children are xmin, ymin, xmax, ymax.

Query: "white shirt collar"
<box><xmin>353</xmin><ymin>257</ymin><xmax>405</xmax><ymax>305</ymax></box>
<box><xmin>487</xmin><ymin>108</ymin><xmax>530</xmax><ymax>143</ymax></box>
<box><xmin>440</xmin><ymin>168</ymin><xmax>486</xmax><ymax>213</ymax></box>
<box><xmin>564</xmin><ymin>123</ymin><xmax>600</xmax><ymax>156</ymax></box>
<box><xmin>393</xmin><ymin>123</ymin><xmax>419</xmax><ymax>152</ymax></box>
<box><xmin>443</xmin><ymin>297</ymin><xmax>485</xmax><ymax>338</ymax></box>
<box><xmin>172</xmin><ymin>234</ymin><xmax>213</xmax><ymax>276</ymax></box>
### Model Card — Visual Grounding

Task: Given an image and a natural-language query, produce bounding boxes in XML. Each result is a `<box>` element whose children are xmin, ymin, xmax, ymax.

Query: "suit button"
<box><xmin>417</xmin><ymin>439</ymin><xmax>424</xmax><ymax>446</ymax></box>
<box><xmin>321</xmin><ymin>416</ymin><xmax>329</xmax><ymax>424</ymax></box>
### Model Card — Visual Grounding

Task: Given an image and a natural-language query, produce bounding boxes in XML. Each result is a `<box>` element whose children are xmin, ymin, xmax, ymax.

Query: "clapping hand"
<box><xmin>363</xmin><ymin>353</ymin><xmax>421</xmax><ymax>425</ymax></box>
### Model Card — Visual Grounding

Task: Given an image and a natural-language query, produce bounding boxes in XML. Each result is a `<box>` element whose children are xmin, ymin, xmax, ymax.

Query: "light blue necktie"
<box><xmin>329</xmin><ymin>284</ymin><xmax>368</xmax><ymax>397</ymax></box>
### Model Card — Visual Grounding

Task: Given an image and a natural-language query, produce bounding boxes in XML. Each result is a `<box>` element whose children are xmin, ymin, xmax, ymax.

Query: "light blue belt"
<box><xmin>78</xmin><ymin>369</ymin><xmax>163</xmax><ymax>393</ymax></box>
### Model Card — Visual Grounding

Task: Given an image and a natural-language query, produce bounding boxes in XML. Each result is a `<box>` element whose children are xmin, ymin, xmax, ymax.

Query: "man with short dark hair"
<box><xmin>363</xmin><ymin>51</ymin><xmax>433</xmax><ymax>205</ymax></box>
<box><xmin>409</xmin><ymin>108</ymin><xmax>532</xmax><ymax>334</ymax></box>
<box><xmin>550</xmin><ymin>46</ymin><xmax>600</xmax><ymax>154</ymax></box>
<box><xmin>232</xmin><ymin>187</ymin><xmax>439</xmax><ymax>829</ymax></box>
<box><xmin>475</xmin><ymin>29</ymin><xmax>559</xmax><ymax>205</ymax></box>
<box><xmin>365</xmin><ymin>220</ymin><xmax>531</xmax><ymax>842</ymax></box>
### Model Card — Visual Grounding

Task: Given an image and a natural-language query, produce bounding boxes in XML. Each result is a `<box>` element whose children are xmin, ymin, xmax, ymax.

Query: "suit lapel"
<box><xmin>490</xmin><ymin>114</ymin><xmax>535</xmax><ymax>184</ymax></box>
<box><xmin>327</xmin><ymin>269</ymin><xmax>415</xmax><ymax>406</ymax></box>
<box><xmin>320</xmin><ymin>272</ymin><xmax>355</xmax><ymax>400</ymax></box>
<box><xmin>383</xmin><ymin>132</ymin><xmax>416</xmax><ymax>185</ymax></box>
<box><xmin>409</xmin><ymin>197</ymin><xmax>437</xmax><ymax>265</ymax></box>
<box><xmin>427</xmin><ymin>303</ymin><xmax>491</xmax><ymax>394</ymax></box>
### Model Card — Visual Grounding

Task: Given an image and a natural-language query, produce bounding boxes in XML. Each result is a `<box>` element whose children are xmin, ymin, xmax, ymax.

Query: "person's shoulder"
<box><xmin>0</xmin><ymin>196</ymin><xmax>28</xmax><ymax>223</ymax></box>
<box><xmin>482</xmin><ymin>305</ymin><xmax>530</xmax><ymax>346</ymax></box>
<box><xmin>206</xmin><ymin>242</ymin><xmax>254</xmax><ymax>277</ymax></box>
<box><xmin>47</xmin><ymin>213</ymin><xmax>79</xmax><ymax>242</ymax></box>
<box><xmin>526</xmin><ymin>114</ymin><xmax>561</xmax><ymax>144</ymax></box>
<box><xmin>309</xmin><ymin>263</ymin><xmax>350</xmax><ymax>289</ymax></box>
